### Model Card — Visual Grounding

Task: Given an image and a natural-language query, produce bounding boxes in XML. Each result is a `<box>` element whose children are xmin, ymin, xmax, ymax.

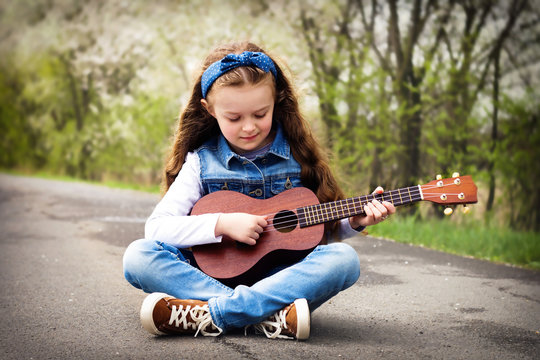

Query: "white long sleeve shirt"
<box><xmin>145</xmin><ymin>151</ymin><xmax>361</xmax><ymax>248</ymax></box>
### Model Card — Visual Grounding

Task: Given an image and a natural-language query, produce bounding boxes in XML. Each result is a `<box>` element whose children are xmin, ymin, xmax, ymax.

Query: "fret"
<box><xmin>359</xmin><ymin>196</ymin><xmax>366</xmax><ymax>215</ymax></box>
<box><xmin>310</xmin><ymin>204</ymin><xmax>316</xmax><ymax>224</ymax></box>
<box><xmin>326</xmin><ymin>203</ymin><xmax>333</xmax><ymax>222</ymax></box>
<box><xmin>407</xmin><ymin>187</ymin><xmax>413</xmax><ymax>204</ymax></box>
<box><xmin>398</xmin><ymin>189</ymin><xmax>404</xmax><ymax>205</ymax></box>
<box><xmin>327</xmin><ymin>203</ymin><xmax>333</xmax><ymax>221</ymax></box>
<box><xmin>306</xmin><ymin>205</ymin><xmax>314</xmax><ymax>226</ymax></box>
<box><xmin>358</xmin><ymin>196</ymin><xmax>365</xmax><ymax>214</ymax></box>
<box><xmin>352</xmin><ymin>197</ymin><xmax>361</xmax><ymax>215</ymax></box>
<box><xmin>388</xmin><ymin>189</ymin><xmax>395</xmax><ymax>206</ymax></box>
<box><xmin>341</xmin><ymin>200</ymin><xmax>346</xmax><ymax>217</ymax></box>
<box><xmin>360</xmin><ymin>195</ymin><xmax>368</xmax><ymax>210</ymax></box>
<box><xmin>327</xmin><ymin>203</ymin><xmax>334</xmax><ymax>222</ymax></box>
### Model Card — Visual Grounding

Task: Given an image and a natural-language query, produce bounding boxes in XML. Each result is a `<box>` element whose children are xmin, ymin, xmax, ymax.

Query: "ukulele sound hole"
<box><xmin>273</xmin><ymin>210</ymin><xmax>298</xmax><ymax>233</ymax></box>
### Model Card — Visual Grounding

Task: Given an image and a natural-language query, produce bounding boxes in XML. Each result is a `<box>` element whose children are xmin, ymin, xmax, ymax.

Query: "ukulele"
<box><xmin>191</xmin><ymin>175</ymin><xmax>477</xmax><ymax>286</ymax></box>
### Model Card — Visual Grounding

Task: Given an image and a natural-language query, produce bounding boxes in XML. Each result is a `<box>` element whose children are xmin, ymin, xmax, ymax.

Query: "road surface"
<box><xmin>0</xmin><ymin>174</ymin><xmax>538</xmax><ymax>359</ymax></box>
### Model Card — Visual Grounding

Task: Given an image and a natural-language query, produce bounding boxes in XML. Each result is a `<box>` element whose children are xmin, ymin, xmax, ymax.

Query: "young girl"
<box><xmin>123</xmin><ymin>42</ymin><xmax>395</xmax><ymax>340</ymax></box>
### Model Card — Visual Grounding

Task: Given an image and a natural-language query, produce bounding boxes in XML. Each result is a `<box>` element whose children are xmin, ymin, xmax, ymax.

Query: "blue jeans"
<box><xmin>123</xmin><ymin>239</ymin><xmax>360</xmax><ymax>331</ymax></box>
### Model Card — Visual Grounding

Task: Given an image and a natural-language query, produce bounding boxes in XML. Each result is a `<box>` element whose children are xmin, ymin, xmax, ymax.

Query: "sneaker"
<box><xmin>140</xmin><ymin>292</ymin><xmax>222</xmax><ymax>337</ymax></box>
<box><xmin>253</xmin><ymin>298</ymin><xmax>310</xmax><ymax>340</ymax></box>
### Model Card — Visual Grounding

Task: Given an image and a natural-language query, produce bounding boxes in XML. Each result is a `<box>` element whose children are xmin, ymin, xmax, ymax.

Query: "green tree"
<box><xmin>495</xmin><ymin>92</ymin><xmax>539</xmax><ymax>231</ymax></box>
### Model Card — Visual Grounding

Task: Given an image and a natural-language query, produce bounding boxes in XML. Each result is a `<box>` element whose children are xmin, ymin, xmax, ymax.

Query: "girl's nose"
<box><xmin>242</xmin><ymin>120</ymin><xmax>256</xmax><ymax>133</ymax></box>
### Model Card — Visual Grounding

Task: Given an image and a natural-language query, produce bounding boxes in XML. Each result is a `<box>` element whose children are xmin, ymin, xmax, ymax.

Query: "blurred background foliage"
<box><xmin>1</xmin><ymin>0</ymin><xmax>539</xmax><ymax>233</ymax></box>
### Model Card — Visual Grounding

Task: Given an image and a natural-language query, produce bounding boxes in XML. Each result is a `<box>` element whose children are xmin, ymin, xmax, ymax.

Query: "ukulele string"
<box><xmin>258</xmin><ymin>182</ymin><xmax>462</xmax><ymax>234</ymax></box>
<box><xmin>261</xmin><ymin>196</ymin><xmax>423</xmax><ymax>234</ymax></box>
<box><xmin>261</xmin><ymin>190</ymin><xmax>424</xmax><ymax>233</ymax></box>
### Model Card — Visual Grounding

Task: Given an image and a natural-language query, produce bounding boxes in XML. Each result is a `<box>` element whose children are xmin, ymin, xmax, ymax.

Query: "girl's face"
<box><xmin>202</xmin><ymin>81</ymin><xmax>275</xmax><ymax>154</ymax></box>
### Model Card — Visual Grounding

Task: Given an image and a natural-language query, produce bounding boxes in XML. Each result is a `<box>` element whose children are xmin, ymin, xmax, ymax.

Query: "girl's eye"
<box><xmin>255</xmin><ymin>113</ymin><xmax>267</xmax><ymax>119</ymax></box>
<box><xmin>227</xmin><ymin>117</ymin><xmax>240</xmax><ymax>122</ymax></box>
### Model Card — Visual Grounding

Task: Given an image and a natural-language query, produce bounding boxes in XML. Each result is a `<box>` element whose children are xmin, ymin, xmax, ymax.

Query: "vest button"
<box><xmin>254</xmin><ymin>189</ymin><xmax>263</xmax><ymax>197</ymax></box>
<box><xmin>261</xmin><ymin>158</ymin><xmax>267</xmax><ymax>164</ymax></box>
<box><xmin>285</xmin><ymin>177</ymin><xmax>293</xmax><ymax>189</ymax></box>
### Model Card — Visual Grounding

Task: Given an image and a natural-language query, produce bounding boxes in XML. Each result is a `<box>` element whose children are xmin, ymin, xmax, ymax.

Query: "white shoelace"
<box><xmin>169</xmin><ymin>304</ymin><xmax>223</xmax><ymax>337</ymax></box>
<box><xmin>251</xmin><ymin>308</ymin><xmax>293</xmax><ymax>339</ymax></box>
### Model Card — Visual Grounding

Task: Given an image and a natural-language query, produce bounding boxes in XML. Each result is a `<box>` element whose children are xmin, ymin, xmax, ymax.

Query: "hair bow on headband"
<box><xmin>201</xmin><ymin>51</ymin><xmax>277</xmax><ymax>98</ymax></box>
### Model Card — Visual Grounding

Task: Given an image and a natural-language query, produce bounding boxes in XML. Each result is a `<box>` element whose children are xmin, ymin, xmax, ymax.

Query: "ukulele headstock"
<box><xmin>420</xmin><ymin>174</ymin><xmax>478</xmax><ymax>205</ymax></box>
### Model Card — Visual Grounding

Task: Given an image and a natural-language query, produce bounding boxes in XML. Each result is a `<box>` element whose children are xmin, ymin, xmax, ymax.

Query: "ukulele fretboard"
<box><xmin>296</xmin><ymin>185</ymin><xmax>423</xmax><ymax>227</ymax></box>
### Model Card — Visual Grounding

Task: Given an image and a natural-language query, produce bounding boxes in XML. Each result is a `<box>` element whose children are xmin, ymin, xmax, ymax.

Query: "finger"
<box><xmin>241</xmin><ymin>237</ymin><xmax>257</xmax><ymax>246</ymax></box>
<box><xmin>368</xmin><ymin>202</ymin><xmax>383</xmax><ymax>219</ymax></box>
<box><xmin>371</xmin><ymin>199</ymin><xmax>388</xmax><ymax>216</ymax></box>
<box><xmin>372</xmin><ymin>186</ymin><xmax>384</xmax><ymax>195</ymax></box>
<box><xmin>363</xmin><ymin>204</ymin><xmax>374</xmax><ymax>218</ymax></box>
<box><xmin>257</xmin><ymin>216</ymin><xmax>268</xmax><ymax>227</ymax></box>
<box><xmin>382</xmin><ymin>201</ymin><xmax>396</xmax><ymax>214</ymax></box>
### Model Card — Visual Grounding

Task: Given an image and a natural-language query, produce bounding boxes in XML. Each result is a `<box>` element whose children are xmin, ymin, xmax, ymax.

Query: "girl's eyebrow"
<box><xmin>223</xmin><ymin>104</ymin><xmax>272</xmax><ymax>115</ymax></box>
<box><xmin>254</xmin><ymin>105</ymin><xmax>271</xmax><ymax>113</ymax></box>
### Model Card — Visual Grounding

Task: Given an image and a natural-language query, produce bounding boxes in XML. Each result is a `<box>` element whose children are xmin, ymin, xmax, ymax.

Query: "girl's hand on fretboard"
<box><xmin>349</xmin><ymin>186</ymin><xmax>396</xmax><ymax>228</ymax></box>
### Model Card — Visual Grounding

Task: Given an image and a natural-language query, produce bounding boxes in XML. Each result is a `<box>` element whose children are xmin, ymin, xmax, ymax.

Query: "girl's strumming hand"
<box><xmin>215</xmin><ymin>213</ymin><xmax>268</xmax><ymax>245</ymax></box>
<box><xmin>349</xmin><ymin>186</ymin><xmax>396</xmax><ymax>229</ymax></box>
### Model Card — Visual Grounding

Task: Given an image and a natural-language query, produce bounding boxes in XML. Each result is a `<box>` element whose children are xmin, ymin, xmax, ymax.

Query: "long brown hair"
<box><xmin>163</xmin><ymin>42</ymin><xmax>345</xmax><ymax>210</ymax></box>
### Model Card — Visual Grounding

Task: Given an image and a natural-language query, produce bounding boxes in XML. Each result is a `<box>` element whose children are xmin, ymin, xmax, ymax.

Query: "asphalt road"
<box><xmin>0</xmin><ymin>173</ymin><xmax>539</xmax><ymax>359</ymax></box>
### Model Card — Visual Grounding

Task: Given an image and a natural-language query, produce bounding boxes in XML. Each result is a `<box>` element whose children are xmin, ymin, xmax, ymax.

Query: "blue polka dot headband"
<box><xmin>201</xmin><ymin>51</ymin><xmax>278</xmax><ymax>98</ymax></box>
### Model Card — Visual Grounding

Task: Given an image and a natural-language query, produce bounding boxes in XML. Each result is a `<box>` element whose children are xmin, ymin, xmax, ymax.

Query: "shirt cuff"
<box><xmin>339</xmin><ymin>218</ymin><xmax>365</xmax><ymax>239</ymax></box>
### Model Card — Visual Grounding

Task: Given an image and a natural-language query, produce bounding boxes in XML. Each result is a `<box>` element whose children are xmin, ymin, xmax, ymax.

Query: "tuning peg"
<box><xmin>452</xmin><ymin>172</ymin><xmax>460</xmax><ymax>178</ymax></box>
<box><xmin>436</xmin><ymin>174</ymin><xmax>442</xmax><ymax>180</ymax></box>
<box><xmin>462</xmin><ymin>206</ymin><xmax>470</xmax><ymax>214</ymax></box>
<box><xmin>444</xmin><ymin>207</ymin><xmax>453</xmax><ymax>216</ymax></box>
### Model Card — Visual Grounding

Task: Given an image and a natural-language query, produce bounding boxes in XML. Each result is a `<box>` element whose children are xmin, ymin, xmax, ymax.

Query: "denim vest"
<box><xmin>196</xmin><ymin>125</ymin><xmax>303</xmax><ymax>199</ymax></box>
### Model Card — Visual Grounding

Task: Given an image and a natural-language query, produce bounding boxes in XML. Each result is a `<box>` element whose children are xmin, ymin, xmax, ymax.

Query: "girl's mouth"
<box><xmin>241</xmin><ymin>134</ymin><xmax>258</xmax><ymax>141</ymax></box>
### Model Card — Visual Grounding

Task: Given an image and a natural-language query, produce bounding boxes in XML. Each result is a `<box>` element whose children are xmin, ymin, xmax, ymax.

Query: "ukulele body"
<box><xmin>190</xmin><ymin>175</ymin><xmax>478</xmax><ymax>287</ymax></box>
<box><xmin>191</xmin><ymin>187</ymin><xmax>324</xmax><ymax>286</ymax></box>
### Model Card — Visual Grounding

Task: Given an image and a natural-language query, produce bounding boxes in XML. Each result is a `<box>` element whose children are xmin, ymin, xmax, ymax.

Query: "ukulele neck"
<box><xmin>296</xmin><ymin>185</ymin><xmax>423</xmax><ymax>228</ymax></box>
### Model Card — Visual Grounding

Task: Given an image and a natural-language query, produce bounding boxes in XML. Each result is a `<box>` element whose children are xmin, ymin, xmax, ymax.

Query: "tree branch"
<box><xmin>358</xmin><ymin>0</ymin><xmax>394</xmax><ymax>77</ymax></box>
<box><xmin>388</xmin><ymin>0</ymin><xmax>404</xmax><ymax>73</ymax></box>
<box><xmin>425</xmin><ymin>0</ymin><xmax>456</xmax><ymax>65</ymax></box>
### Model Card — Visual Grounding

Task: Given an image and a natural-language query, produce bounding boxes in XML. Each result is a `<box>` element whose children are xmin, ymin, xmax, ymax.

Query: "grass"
<box><xmin>1</xmin><ymin>168</ymin><xmax>161</xmax><ymax>193</ymax></box>
<box><xmin>368</xmin><ymin>215</ymin><xmax>540</xmax><ymax>270</ymax></box>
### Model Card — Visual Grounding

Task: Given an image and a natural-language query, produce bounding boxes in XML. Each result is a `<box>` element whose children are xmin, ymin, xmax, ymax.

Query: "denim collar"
<box><xmin>218</xmin><ymin>123</ymin><xmax>291</xmax><ymax>168</ymax></box>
